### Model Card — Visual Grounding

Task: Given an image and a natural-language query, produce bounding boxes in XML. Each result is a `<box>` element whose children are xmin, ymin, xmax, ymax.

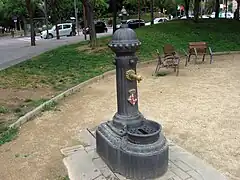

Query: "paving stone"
<box><xmin>92</xmin><ymin>157</ymin><xmax>118</xmax><ymax>179</ymax></box>
<box><xmin>156</xmin><ymin>170</ymin><xmax>181</xmax><ymax>180</ymax></box>
<box><xmin>114</xmin><ymin>173</ymin><xmax>128</xmax><ymax>180</ymax></box>
<box><xmin>187</xmin><ymin>170</ymin><xmax>204</xmax><ymax>180</ymax></box>
<box><xmin>88</xmin><ymin>149</ymin><xmax>100</xmax><ymax>160</ymax></box>
<box><xmin>60</xmin><ymin>145</ymin><xmax>84</xmax><ymax>156</ymax></box>
<box><xmin>99</xmin><ymin>166</ymin><xmax>116</xmax><ymax>179</ymax></box>
<box><xmin>63</xmin><ymin>149</ymin><xmax>101</xmax><ymax>180</ymax></box>
<box><xmin>78</xmin><ymin>129</ymin><xmax>96</xmax><ymax>152</ymax></box>
<box><xmin>93</xmin><ymin>157</ymin><xmax>108</xmax><ymax>168</ymax></box>
<box><xmin>88</xmin><ymin>127</ymin><xmax>97</xmax><ymax>138</ymax></box>
<box><xmin>170</xmin><ymin>163</ymin><xmax>190</xmax><ymax>180</ymax></box>
<box><xmin>171</xmin><ymin>159</ymin><xmax>192</xmax><ymax>172</ymax></box>
<box><xmin>94</xmin><ymin>175</ymin><xmax>106</xmax><ymax>180</ymax></box>
<box><xmin>169</xmin><ymin>144</ymin><xmax>227</xmax><ymax>180</ymax></box>
<box><xmin>62</xmin><ymin>137</ymin><xmax>227</xmax><ymax>180</ymax></box>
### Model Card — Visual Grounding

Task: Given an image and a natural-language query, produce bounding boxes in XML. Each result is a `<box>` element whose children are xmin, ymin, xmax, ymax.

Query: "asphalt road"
<box><xmin>0</xmin><ymin>29</ymin><xmax>113</xmax><ymax>70</ymax></box>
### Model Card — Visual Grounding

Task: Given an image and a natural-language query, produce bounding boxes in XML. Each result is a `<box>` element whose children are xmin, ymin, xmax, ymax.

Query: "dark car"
<box><xmin>126</xmin><ymin>19</ymin><xmax>145</xmax><ymax>29</ymax></box>
<box><xmin>82</xmin><ymin>21</ymin><xmax>108</xmax><ymax>34</ymax></box>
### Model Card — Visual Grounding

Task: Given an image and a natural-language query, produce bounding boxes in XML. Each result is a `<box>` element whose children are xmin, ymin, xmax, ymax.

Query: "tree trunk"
<box><xmin>194</xmin><ymin>0</ymin><xmax>200</xmax><ymax>22</ymax></box>
<box><xmin>23</xmin><ymin>17</ymin><xmax>27</xmax><ymax>36</ymax></box>
<box><xmin>138</xmin><ymin>0</ymin><xmax>141</xmax><ymax>27</ymax></box>
<box><xmin>150</xmin><ymin>0</ymin><xmax>154</xmax><ymax>25</ymax></box>
<box><xmin>225</xmin><ymin>0</ymin><xmax>228</xmax><ymax>18</ymax></box>
<box><xmin>55</xmin><ymin>23</ymin><xmax>60</xmax><ymax>39</ymax></box>
<box><xmin>83</xmin><ymin>4</ymin><xmax>87</xmax><ymax>40</ymax></box>
<box><xmin>53</xmin><ymin>11</ymin><xmax>60</xmax><ymax>39</ymax></box>
<box><xmin>25</xmin><ymin>0</ymin><xmax>35</xmax><ymax>46</ymax></box>
<box><xmin>112</xmin><ymin>0</ymin><xmax>117</xmax><ymax>33</ymax></box>
<box><xmin>29</xmin><ymin>15</ymin><xmax>36</xmax><ymax>46</ymax></box>
<box><xmin>84</xmin><ymin>0</ymin><xmax>97</xmax><ymax>48</ymax></box>
<box><xmin>236</xmin><ymin>0</ymin><xmax>240</xmax><ymax>20</ymax></box>
<box><xmin>184</xmin><ymin>0</ymin><xmax>190</xmax><ymax>18</ymax></box>
<box><xmin>215</xmin><ymin>0</ymin><xmax>220</xmax><ymax>18</ymax></box>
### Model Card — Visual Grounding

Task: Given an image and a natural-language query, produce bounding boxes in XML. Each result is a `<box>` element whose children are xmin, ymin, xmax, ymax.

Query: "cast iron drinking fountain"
<box><xmin>96</xmin><ymin>6</ymin><xmax>169</xmax><ymax>180</ymax></box>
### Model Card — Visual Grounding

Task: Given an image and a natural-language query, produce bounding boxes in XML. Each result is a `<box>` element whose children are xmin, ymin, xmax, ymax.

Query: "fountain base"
<box><xmin>96</xmin><ymin>119</ymin><xmax>169</xmax><ymax>180</ymax></box>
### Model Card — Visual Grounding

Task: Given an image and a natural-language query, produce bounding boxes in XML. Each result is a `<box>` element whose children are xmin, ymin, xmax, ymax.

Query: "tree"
<box><xmin>205</xmin><ymin>0</ymin><xmax>215</xmax><ymax>14</ymax></box>
<box><xmin>193</xmin><ymin>0</ymin><xmax>200</xmax><ymax>21</ymax></box>
<box><xmin>215</xmin><ymin>0</ymin><xmax>220</xmax><ymax>18</ymax></box>
<box><xmin>82</xmin><ymin>0</ymin><xmax>97</xmax><ymax>47</ymax></box>
<box><xmin>236</xmin><ymin>0</ymin><xmax>240</xmax><ymax>20</ymax></box>
<box><xmin>184</xmin><ymin>0</ymin><xmax>190</xmax><ymax>18</ymax></box>
<box><xmin>48</xmin><ymin>0</ymin><xmax>60</xmax><ymax>39</ymax></box>
<box><xmin>25</xmin><ymin>0</ymin><xmax>36</xmax><ymax>46</ymax></box>
<box><xmin>1</xmin><ymin>0</ymin><xmax>27</xmax><ymax>30</ymax></box>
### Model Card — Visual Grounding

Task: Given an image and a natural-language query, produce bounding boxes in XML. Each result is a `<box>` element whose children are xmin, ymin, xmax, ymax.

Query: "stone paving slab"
<box><xmin>61</xmin><ymin>129</ymin><xmax>228</xmax><ymax>180</ymax></box>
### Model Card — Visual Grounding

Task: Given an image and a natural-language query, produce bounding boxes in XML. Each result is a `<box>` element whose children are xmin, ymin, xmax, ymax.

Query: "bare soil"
<box><xmin>0</xmin><ymin>87</ymin><xmax>56</xmax><ymax>128</ymax></box>
<box><xmin>0</xmin><ymin>54</ymin><xmax>239</xmax><ymax>180</ymax></box>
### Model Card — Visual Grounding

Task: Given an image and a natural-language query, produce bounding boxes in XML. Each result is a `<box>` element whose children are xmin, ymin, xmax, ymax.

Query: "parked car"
<box><xmin>210</xmin><ymin>12</ymin><xmax>233</xmax><ymax>19</ymax></box>
<box><xmin>153</xmin><ymin>17</ymin><xmax>168</xmax><ymax>24</ymax></box>
<box><xmin>116</xmin><ymin>19</ymin><xmax>145</xmax><ymax>29</ymax></box>
<box><xmin>180</xmin><ymin>15</ymin><xmax>194</xmax><ymax>19</ymax></box>
<box><xmin>41</xmin><ymin>23</ymin><xmax>75</xmax><ymax>39</ymax></box>
<box><xmin>83</xmin><ymin>21</ymin><xmax>108</xmax><ymax>34</ymax></box>
<box><xmin>126</xmin><ymin>19</ymin><xmax>145</xmax><ymax>29</ymax></box>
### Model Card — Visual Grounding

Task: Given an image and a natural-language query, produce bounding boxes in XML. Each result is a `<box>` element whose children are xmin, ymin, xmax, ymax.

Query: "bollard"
<box><xmin>96</xmin><ymin>7</ymin><xmax>169</xmax><ymax>180</ymax></box>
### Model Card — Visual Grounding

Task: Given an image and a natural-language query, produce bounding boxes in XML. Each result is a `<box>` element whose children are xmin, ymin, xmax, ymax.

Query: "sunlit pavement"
<box><xmin>0</xmin><ymin>28</ymin><xmax>113</xmax><ymax>70</ymax></box>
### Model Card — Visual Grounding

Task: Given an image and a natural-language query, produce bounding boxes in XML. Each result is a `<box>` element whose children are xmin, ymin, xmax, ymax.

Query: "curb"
<box><xmin>9</xmin><ymin>60</ymin><xmax>157</xmax><ymax>129</ymax></box>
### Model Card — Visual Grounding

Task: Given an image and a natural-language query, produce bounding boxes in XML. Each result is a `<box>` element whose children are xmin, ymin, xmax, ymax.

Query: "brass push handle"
<box><xmin>126</xmin><ymin>69</ymin><xmax>143</xmax><ymax>83</ymax></box>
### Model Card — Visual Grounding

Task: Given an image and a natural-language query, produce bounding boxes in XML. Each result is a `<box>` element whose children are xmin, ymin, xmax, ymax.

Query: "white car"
<box><xmin>201</xmin><ymin>15</ymin><xmax>210</xmax><ymax>19</ymax></box>
<box><xmin>144</xmin><ymin>18</ymin><xmax>168</xmax><ymax>26</ymax></box>
<box><xmin>210</xmin><ymin>12</ymin><xmax>233</xmax><ymax>19</ymax></box>
<box><xmin>41</xmin><ymin>23</ymin><xmax>75</xmax><ymax>39</ymax></box>
<box><xmin>220</xmin><ymin>12</ymin><xmax>234</xmax><ymax>18</ymax></box>
<box><xmin>153</xmin><ymin>17</ymin><xmax>168</xmax><ymax>24</ymax></box>
<box><xmin>180</xmin><ymin>15</ymin><xmax>194</xmax><ymax>19</ymax></box>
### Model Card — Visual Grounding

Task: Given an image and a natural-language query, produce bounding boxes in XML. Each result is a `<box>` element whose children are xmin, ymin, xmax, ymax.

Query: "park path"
<box><xmin>0</xmin><ymin>54</ymin><xmax>239</xmax><ymax>180</ymax></box>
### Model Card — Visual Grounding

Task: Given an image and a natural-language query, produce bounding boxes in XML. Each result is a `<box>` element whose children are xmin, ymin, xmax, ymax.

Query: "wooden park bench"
<box><xmin>154</xmin><ymin>44</ymin><xmax>180</xmax><ymax>76</ymax></box>
<box><xmin>184</xmin><ymin>42</ymin><xmax>213</xmax><ymax>66</ymax></box>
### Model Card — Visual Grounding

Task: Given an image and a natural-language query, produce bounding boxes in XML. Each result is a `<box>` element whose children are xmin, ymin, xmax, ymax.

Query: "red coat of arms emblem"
<box><xmin>128</xmin><ymin>89</ymin><xmax>137</xmax><ymax>105</ymax></box>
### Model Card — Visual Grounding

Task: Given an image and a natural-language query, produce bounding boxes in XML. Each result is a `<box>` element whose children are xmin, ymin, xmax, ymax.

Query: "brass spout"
<box><xmin>126</xmin><ymin>69</ymin><xmax>143</xmax><ymax>83</ymax></box>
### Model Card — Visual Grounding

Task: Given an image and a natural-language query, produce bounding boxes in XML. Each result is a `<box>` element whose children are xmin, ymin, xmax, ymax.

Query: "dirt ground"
<box><xmin>0</xmin><ymin>54</ymin><xmax>239</xmax><ymax>180</ymax></box>
<box><xmin>0</xmin><ymin>87</ymin><xmax>56</xmax><ymax>128</ymax></box>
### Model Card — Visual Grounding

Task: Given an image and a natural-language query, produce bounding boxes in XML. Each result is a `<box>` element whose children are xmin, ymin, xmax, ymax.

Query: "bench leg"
<box><xmin>154</xmin><ymin>62</ymin><xmax>162</xmax><ymax>75</ymax></box>
<box><xmin>202</xmin><ymin>54</ymin><xmax>206</xmax><ymax>62</ymax></box>
<box><xmin>185</xmin><ymin>55</ymin><xmax>190</xmax><ymax>66</ymax></box>
<box><xmin>188</xmin><ymin>54</ymin><xmax>191</xmax><ymax>62</ymax></box>
<box><xmin>194</xmin><ymin>55</ymin><xmax>197</xmax><ymax>64</ymax></box>
<box><xmin>176</xmin><ymin>65</ymin><xmax>179</xmax><ymax>76</ymax></box>
<box><xmin>155</xmin><ymin>64</ymin><xmax>159</xmax><ymax>74</ymax></box>
<box><xmin>210</xmin><ymin>54</ymin><xmax>213</xmax><ymax>64</ymax></box>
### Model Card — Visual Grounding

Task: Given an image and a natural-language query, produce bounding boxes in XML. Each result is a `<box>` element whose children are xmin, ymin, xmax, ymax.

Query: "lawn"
<box><xmin>0</xmin><ymin>19</ymin><xmax>240</xmax><ymax>143</ymax></box>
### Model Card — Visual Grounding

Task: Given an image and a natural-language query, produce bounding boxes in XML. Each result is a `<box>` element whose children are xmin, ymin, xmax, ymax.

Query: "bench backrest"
<box><xmin>163</xmin><ymin>44</ymin><xmax>176</xmax><ymax>56</ymax></box>
<box><xmin>188</xmin><ymin>42</ymin><xmax>207</xmax><ymax>54</ymax></box>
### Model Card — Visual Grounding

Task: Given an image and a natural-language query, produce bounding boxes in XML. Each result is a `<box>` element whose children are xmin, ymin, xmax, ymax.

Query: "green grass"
<box><xmin>0</xmin><ymin>106</ymin><xmax>9</xmax><ymax>114</ymax></box>
<box><xmin>1</xmin><ymin>19</ymin><xmax>239</xmax><ymax>91</ymax></box>
<box><xmin>42</xmin><ymin>101</ymin><xmax>58</xmax><ymax>112</ymax></box>
<box><xmin>136</xmin><ymin>19</ymin><xmax>240</xmax><ymax>59</ymax></box>
<box><xmin>0</xmin><ymin>127</ymin><xmax>18</xmax><ymax>145</ymax></box>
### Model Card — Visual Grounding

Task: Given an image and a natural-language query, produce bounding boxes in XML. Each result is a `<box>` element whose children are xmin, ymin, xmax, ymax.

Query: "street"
<box><xmin>0</xmin><ymin>28</ymin><xmax>113</xmax><ymax>70</ymax></box>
